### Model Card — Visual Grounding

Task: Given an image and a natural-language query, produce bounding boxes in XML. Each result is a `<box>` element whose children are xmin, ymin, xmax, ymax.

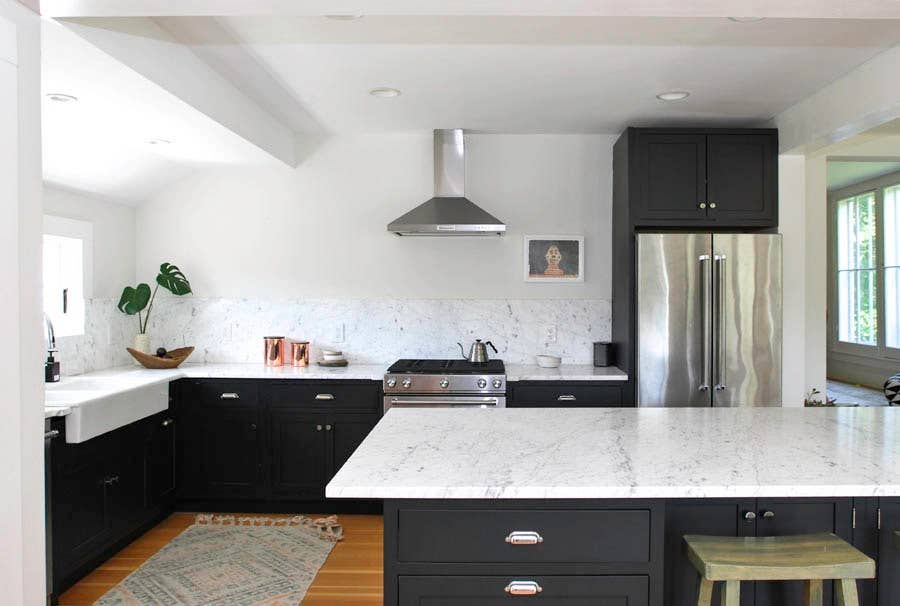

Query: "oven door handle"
<box><xmin>388</xmin><ymin>397</ymin><xmax>502</xmax><ymax>407</ymax></box>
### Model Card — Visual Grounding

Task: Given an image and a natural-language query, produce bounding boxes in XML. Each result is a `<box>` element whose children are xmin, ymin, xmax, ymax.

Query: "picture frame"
<box><xmin>524</xmin><ymin>235</ymin><xmax>584</xmax><ymax>283</ymax></box>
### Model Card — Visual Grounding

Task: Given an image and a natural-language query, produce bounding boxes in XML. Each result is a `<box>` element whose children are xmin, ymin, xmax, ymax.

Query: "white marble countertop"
<box><xmin>506</xmin><ymin>364</ymin><xmax>627</xmax><ymax>381</ymax></box>
<box><xmin>326</xmin><ymin>407</ymin><xmax>900</xmax><ymax>500</ymax></box>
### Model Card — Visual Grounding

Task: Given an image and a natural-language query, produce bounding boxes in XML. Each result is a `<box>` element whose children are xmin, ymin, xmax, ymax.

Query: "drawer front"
<box><xmin>399</xmin><ymin>575</ymin><xmax>648</xmax><ymax>605</ymax></box>
<box><xmin>398</xmin><ymin>509</ymin><xmax>650</xmax><ymax>563</ymax></box>
<box><xmin>265</xmin><ymin>382</ymin><xmax>380</xmax><ymax>412</ymax></box>
<box><xmin>196</xmin><ymin>381</ymin><xmax>258</xmax><ymax>407</ymax></box>
<box><xmin>512</xmin><ymin>384</ymin><xmax>623</xmax><ymax>407</ymax></box>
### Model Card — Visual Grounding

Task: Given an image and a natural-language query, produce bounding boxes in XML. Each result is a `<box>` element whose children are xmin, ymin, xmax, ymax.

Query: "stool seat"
<box><xmin>685</xmin><ymin>533</ymin><xmax>875</xmax><ymax>582</ymax></box>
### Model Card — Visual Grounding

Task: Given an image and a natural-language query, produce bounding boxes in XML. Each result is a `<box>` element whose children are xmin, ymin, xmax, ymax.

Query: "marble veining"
<box><xmin>326</xmin><ymin>407</ymin><xmax>900</xmax><ymax>499</ymax></box>
<box><xmin>60</xmin><ymin>297</ymin><xmax>610</xmax><ymax>375</ymax></box>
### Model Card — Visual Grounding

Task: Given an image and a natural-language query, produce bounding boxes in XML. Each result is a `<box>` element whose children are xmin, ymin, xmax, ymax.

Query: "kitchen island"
<box><xmin>326</xmin><ymin>407</ymin><xmax>900</xmax><ymax>605</ymax></box>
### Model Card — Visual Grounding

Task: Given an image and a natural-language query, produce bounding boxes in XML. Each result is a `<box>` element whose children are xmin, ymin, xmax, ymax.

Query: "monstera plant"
<box><xmin>118</xmin><ymin>263</ymin><xmax>192</xmax><ymax>335</ymax></box>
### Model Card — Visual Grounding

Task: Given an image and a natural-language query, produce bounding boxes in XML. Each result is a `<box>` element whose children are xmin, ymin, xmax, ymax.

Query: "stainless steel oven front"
<box><xmin>383</xmin><ymin>394</ymin><xmax>506</xmax><ymax>412</ymax></box>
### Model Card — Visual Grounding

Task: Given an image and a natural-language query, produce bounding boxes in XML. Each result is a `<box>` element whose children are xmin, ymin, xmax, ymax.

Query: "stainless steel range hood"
<box><xmin>388</xmin><ymin>129</ymin><xmax>507</xmax><ymax>236</ymax></box>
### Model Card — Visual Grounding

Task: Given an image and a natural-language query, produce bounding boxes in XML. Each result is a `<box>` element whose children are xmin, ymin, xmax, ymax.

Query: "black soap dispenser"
<box><xmin>44</xmin><ymin>314</ymin><xmax>61</xmax><ymax>383</ymax></box>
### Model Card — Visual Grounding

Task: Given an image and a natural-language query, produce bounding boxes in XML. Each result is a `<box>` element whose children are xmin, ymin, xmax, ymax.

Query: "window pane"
<box><xmin>886</xmin><ymin>184</ymin><xmax>900</xmax><ymax>267</ymax></box>
<box><xmin>42</xmin><ymin>234</ymin><xmax>85</xmax><ymax>338</ymax></box>
<box><xmin>838</xmin><ymin>268</ymin><xmax>877</xmax><ymax>345</ymax></box>
<box><xmin>887</xmin><ymin>267</ymin><xmax>900</xmax><ymax>349</ymax></box>
<box><xmin>836</xmin><ymin>192</ymin><xmax>877</xmax><ymax>270</ymax></box>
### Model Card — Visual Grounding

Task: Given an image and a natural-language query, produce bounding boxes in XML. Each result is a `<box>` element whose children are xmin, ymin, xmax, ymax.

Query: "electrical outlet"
<box><xmin>332</xmin><ymin>323</ymin><xmax>345</xmax><ymax>343</ymax></box>
<box><xmin>543</xmin><ymin>324</ymin><xmax>557</xmax><ymax>343</ymax></box>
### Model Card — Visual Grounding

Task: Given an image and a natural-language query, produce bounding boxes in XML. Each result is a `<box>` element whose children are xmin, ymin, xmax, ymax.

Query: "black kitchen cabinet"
<box><xmin>508</xmin><ymin>382</ymin><xmax>625</xmax><ymax>407</ymax></box>
<box><xmin>145</xmin><ymin>414</ymin><xmax>176</xmax><ymax>508</ymax></box>
<box><xmin>398</xmin><ymin>576</ymin><xmax>649</xmax><ymax>605</ymax></box>
<box><xmin>664</xmin><ymin>498</ymin><xmax>853</xmax><ymax>606</ymax></box>
<box><xmin>269</xmin><ymin>410</ymin><xmax>329</xmax><ymax>500</ymax></box>
<box><xmin>753</xmin><ymin>498</ymin><xmax>853</xmax><ymax>606</ymax></box>
<box><xmin>629</xmin><ymin>128</ymin><xmax>778</xmax><ymax>228</ymax></box>
<box><xmin>664</xmin><ymin>499</ymin><xmax>757</xmax><ymax>606</ymax></box>
<box><xmin>330</xmin><ymin>415</ymin><xmax>379</xmax><ymax>476</ymax></box>
<box><xmin>878</xmin><ymin>499</ymin><xmax>900</xmax><ymax>606</ymax></box>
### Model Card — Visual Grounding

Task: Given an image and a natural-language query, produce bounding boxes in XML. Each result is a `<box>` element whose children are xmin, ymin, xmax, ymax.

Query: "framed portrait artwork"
<box><xmin>524</xmin><ymin>235</ymin><xmax>584</xmax><ymax>283</ymax></box>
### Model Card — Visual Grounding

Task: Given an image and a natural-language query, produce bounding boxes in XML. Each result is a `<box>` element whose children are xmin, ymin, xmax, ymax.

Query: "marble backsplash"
<box><xmin>57</xmin><ymin>297</ymin><xmax>611</xmax><ymax>374</ymax></box>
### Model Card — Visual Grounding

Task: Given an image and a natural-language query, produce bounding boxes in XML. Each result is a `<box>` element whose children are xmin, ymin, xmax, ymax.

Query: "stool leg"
<box><xmin>803</xmin><ymin>580</ymin><xmax>823</xmax><ymax>606</ymax></box>
<box><xmin>720</xmin><ymin>580</ymin><xmax>740</xmax><ymax>606</ymax></box>
<box><xmin>696</xmin><ymin>578</ymin><xmax>714</xmax><ymax>606</ymax></box>
<box><xmin>835</xmin><ymin>579</ymin><xmax>860</xmax><ymax>606</ymax></box>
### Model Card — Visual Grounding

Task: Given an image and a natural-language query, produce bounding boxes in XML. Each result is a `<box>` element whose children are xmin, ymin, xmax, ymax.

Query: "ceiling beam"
<box><xmin>58</xmin><ymin>17</ymin><xmax>298</xmax><ymax>166</ymax></box>
<box><xmin>39</xmin><ymin>0</ymin><xmax>900</xmax><ymax>19</ymax></box>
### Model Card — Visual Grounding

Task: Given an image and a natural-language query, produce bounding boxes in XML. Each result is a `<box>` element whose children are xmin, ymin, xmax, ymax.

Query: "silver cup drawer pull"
<box><xmin>505</xmin><ymin>581</ymin><xmax>543</xmax><ymax>596</ymax></box>
<box><xmin>505</xmin><ymin>531</ymin><xmax>544</xmax><ymax>545</ymax></box>
<box><xmin>315</xmin><ymin>393</ymin><xmax>335</xmax><ymax>400</ymax></box>
<box><xmin>220</xmin><ymin>392</ymin><xmax>240</xmax><ymax>400</ymax></box>
<box><xmin>557</xmin><ymin>394</ymin><xmax>577</xmax><ymax>401</ymax></box>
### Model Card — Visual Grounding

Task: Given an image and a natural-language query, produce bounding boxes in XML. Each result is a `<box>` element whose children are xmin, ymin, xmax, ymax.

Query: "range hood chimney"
<box><xmin>387</xmin><ymin>129</ymin><xmax>507</xmax><ymax>236</ymax></box>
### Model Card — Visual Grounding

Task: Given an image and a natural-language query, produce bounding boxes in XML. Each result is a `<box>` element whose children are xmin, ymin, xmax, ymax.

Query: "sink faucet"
<box><xmin>44</xmin><ymin>314</ymin><xmax>60</xmax><ymax>382</ymax></box>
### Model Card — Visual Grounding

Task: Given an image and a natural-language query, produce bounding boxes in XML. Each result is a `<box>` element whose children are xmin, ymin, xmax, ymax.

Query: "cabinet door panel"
<box><xmin>665</xmin><ymin>500</ymin><xmax>756</xmax><ymax>606</ymax></box>
<box><xmin>106</xmin><ymin>427</ymin><xmax>145</xmax><ymax>531</ymax></box>
<box><xmin>269</xmin><ymin>410</ymin><xmax>328</xmax><ymax>500</ymax></box>
<box><xmin>707</xmin><ymin>134</ymin><xmax>776</xmax><ymax>225</ymax></box>
<box><xmin>878</xmin><ymin>499</ymin><xmax>900</xmax><ymax>606</ymax></box>
<box><xmin>637</xmin><ymin>133</ymin><xmax>707</xmax><ymax>223</ymax></box>
<box><xmin>329</xmin><ymin>415</ymin><xmax>377</xmax><ymax>479</ymax></box>
<box><xmin>754</xmin><ymin>498</ymin><xmax>852</xmax><ymax>606</ymax></box>
<box><xmin>399</xmin><ymin>576</ymin><xmax>648</xmax><ymax>606</ymax></box>
<box><xmin>146</xmin><ymin>414</ymin><xmax>176</xmax><ymax>508</ymax></box>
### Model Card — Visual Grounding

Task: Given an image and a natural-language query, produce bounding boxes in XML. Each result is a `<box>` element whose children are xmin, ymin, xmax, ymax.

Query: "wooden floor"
<box><xmin>58</xmin><ymin>513</ymin><xmax>383</xmax><ymax>606</ymax></box>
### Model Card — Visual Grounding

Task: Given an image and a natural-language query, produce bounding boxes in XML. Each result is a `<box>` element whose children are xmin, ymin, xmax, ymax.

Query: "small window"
<box><xmin>43</xmin><ymin>216</ymin><xmax>92</xmax><ymax>338</ymax></box>
<box><xmin>835</xmin><ymin>191</ymin><xmax>877</xmax><ymax>345</ymax></box>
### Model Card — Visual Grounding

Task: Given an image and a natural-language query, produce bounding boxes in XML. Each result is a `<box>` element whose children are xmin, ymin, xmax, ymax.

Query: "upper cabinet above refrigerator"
<box><xmin>627</xmin><ymin>128</ymin><xmax>778</xmax><ymax>228</ymax></box>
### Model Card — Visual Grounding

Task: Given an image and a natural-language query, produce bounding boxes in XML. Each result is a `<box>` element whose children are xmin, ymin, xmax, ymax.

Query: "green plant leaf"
<box><xmin>117</xmin><ymin>283</ymin><xmax>151</xmax><ymax>315</ymax></box>
<box><xmin>156</xmin><ymin>262</ymin><xmax>192</xmax><ymax>296</ymax></box>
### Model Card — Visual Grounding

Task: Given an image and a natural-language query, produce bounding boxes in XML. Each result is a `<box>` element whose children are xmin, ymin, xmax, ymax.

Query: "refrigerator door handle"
<box><xmin>699</xmin><ymin>254</ymin><xmax>711</xmax><ymax>392</ymax></box>
<box><xmin>714</xmin><ymin>254</ymin><xmax>727</xmax><ymax>392</ymax></box>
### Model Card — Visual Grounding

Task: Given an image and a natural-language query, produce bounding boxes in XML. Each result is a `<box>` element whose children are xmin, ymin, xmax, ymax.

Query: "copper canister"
<box><xmin>290</xmin><ymin>341</ymin><xmax>310</xmax><ymax>367</ymax></box>
<box><xmin>264</xmin><ymin>336</ymin><xmax>285</xmax><ymax>366</ymax></box>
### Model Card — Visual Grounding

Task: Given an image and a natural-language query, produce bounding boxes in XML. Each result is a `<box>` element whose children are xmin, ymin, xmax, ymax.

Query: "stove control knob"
<box><xmin>386</xmin><ymin>378</ymin><xmax>396</xmax><ymax>388</ymax></box>
<box><xmin>402</xmin><ymin>379</ymin><xmax>412</xmax><ymax>389</ymax></box>
<box><xmin>492</xmin><ymin>379</ymin><xmax>503</xmax><ymax>389</ymax></box>
<box><xmin>440</xmin><ymin>379</ymin><xmax>450</xmax><ymax>388</ymax></box>
<box><xmin>477</xmin><ymin>378</ymin><xmax>487</xmax><ymax>389</ymax></box>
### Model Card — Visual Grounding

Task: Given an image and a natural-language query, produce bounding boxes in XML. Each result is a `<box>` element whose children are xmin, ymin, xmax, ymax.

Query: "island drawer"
<box><xmin>264</xmin><ymin>382</ymin><xmax>380</xmax><ymax>412</ymax></box>
<box><xmin>397</xmin><ymin>508</ymin><xmax>651</xmax><ymax>563</ymax></box>
<box><xmin>398</xmin><ymin>575</ymin><xmax>648</xmax><ymax>605</ymax></box>
<box><xmin>509</xmin><ymin>383</ymin><xmax>624</xmax><ymax>407</ymax></box>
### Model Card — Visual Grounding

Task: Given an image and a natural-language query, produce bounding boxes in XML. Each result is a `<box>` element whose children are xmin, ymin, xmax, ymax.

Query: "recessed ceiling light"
<box><xmin>728</xmin><ymin>16</ymin><xmax>765</xmax><ymax>22</ymax></box>
<box><xmin>46</xmin><ymin>93</ymin><xmax>78</xmax><ymax>103</ymax></box>
<box><xmin>656</xmin><ymin>91</ymin><xmax>690</xmax><ymax>101</ymax></box>
<box><xmin>369</xmin><ymin>87</ymin><xmax>401</xmax><ymax>98</ymax></box>
<box><xmin>148</xmin><ymin>138</ymin><xmax>171</xmax><ymax>145</ymax></box>
<box><xmin>325</xmin><ymin>14</ymin><xmax>363</xmax><ymax>21</ymax></box>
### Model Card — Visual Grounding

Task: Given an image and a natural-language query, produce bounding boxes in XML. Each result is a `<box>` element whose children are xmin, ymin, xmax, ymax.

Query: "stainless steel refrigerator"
<box><xmin>636</xmin><ymin>233</ymin><xmax>782</xmax><ymax>407</ymax></box>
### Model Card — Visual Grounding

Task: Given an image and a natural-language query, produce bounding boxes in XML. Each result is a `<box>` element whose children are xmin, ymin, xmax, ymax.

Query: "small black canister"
<box><xmin>593</xmin><ymin>342</ymin><xmax>614</xmax><ymax>367</ymax></box>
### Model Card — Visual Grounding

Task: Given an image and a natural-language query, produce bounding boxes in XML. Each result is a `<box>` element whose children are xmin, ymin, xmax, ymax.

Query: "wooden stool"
<box><xmin>684</xmin><ymin>533</ymin><xmax>875</xmax><ymax>606</ymax></box>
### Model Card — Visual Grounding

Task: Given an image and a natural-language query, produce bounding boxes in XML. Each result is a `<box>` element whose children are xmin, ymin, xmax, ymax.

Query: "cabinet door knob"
<box><xmin>505</xmin><ymin>531</ymin><xmax>544</xmax><ymax>545</ymax></box>
<box><xmin>325</xmin><ymin>424</ymin><xmax>333</xmax><ymax>431</ymax></box>
<box><xmin>161</xmin><ymin>418</ymin><xmax>174</xmax><ymax>427</ymax></box>
<box><xmin>709</xmin><ymin>202</ymin><xmax>717</xmax><ymax>209</ymax></box>
<box><xmin>699</xmin><ymin>202</ymin><xmax>707</xmax><ymax>209</ymax></box>
<box><xmin>505</xmin><ymin>581</ymin><xmax>542</xmax><ymax>596</ymax></box>
<box><xmin>743</xmin><ymin>510</ymin><xmax>757</xmax><ymax>521</ymax></box>
<box><xmin>761</xmin><ymin>510</ymin><xmax>775</xmax><ymax>520</ymax></box>
<box><xmin>250</xmin><ymin>423</ymin><xmax>257</xmax><ymax>431</ymax></box>
<box><xmin>316</xmin><ymin>424</ymin><xmax>323</xmax><ymax>431</ymax></box>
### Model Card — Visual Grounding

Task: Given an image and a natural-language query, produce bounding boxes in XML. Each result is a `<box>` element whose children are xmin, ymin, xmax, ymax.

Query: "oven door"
<box><xmin>384</xmin><ymin>395</ymin><xmax>506</xmax><ymax>412</ymax></box>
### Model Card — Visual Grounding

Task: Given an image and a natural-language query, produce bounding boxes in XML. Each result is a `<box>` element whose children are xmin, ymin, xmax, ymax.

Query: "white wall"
<box><xmin>0</xmin><ymin>1</ymin><xmax>43</xmax><ymax>603</ymax></box>
<box><xmin>136</xmin><ymin>133</ymin><xmax>615</xmax><ymax>299</ymax></box>
<box><xmin>43</xmin><ymin>185</ymin><xmax>135</xmax><ymax>298</ymax></box>
<box><xmin>778</xmin><ymin>155</ymin><xmax>806</xmax><ymax>406</ymax></box>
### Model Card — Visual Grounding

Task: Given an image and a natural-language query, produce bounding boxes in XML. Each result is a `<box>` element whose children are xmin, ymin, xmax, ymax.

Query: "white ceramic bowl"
<box><xmin>536</xmin><ymin>354</ymin><xmax>562</xmax><ymax>368</ymax></box>
<box><xmin>322</xmin><ymin>352</ymin><xmax>345</xmax><ymax>362</ymax></box>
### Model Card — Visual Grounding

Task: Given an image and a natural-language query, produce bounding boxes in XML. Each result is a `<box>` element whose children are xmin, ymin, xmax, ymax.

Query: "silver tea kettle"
<box><xmin>458</xmin><ymin>339</ymin><xmax>498</xmax><ymax>364</ymax></box>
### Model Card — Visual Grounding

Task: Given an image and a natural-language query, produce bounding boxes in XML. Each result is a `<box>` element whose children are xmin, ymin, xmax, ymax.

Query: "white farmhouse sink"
<box><xmin>46</xmin><ymin>375</ymin><xmax>173</xmax><ymax>443</ymax></box>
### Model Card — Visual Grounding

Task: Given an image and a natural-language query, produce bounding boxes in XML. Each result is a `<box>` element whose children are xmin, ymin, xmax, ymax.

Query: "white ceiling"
<box><xmin>219</xmin><ymin>16</ymin><xmax>900</xmax><ymax>134</ymax></box>
<box><xmin>41</xmin><ymin>15</ymin><xmax>900</xmax><ymax>202</ymax></box>
<box><xmin>41</xmin><ymin>19</ymin><xmax>273</xmax><ymax>204</ymax></box>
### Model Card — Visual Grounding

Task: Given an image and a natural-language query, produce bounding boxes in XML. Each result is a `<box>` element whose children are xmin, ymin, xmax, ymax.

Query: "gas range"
<box><xmin>383</xmin><ymin>359</ymin><xmax>506</xmax><ymax>411</ymax></box>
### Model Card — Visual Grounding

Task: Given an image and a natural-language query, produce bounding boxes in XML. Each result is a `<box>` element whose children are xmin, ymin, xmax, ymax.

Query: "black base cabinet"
<box><xmin>385</xmin><ymin>498</ymin><xmax>898</xmax><ymax>606</ymax></box>
<box><xmin>508</xmin><ymin>382</ymin><xmax>627</xmax><ymax>407</ymax></box>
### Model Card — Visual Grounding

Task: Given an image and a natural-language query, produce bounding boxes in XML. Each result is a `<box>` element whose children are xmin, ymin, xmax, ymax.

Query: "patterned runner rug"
<box><xmin>95</xmin><ymin>514</ymin><xmax>343</xmax><ymax>606</ymax></box>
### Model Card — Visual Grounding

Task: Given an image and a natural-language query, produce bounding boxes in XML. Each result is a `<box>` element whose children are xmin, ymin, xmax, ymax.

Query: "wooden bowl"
<box><xmin>127</xmin><ymin>346</ymin><xmax>195</xmax><ymax>369</ymax></box>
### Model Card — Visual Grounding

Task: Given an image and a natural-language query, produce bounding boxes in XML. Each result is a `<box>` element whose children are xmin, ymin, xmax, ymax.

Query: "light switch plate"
<box><xmin>543</xmin><ymin>324</ymin><xmax>557</xmax><ymax>343</ymax></box>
